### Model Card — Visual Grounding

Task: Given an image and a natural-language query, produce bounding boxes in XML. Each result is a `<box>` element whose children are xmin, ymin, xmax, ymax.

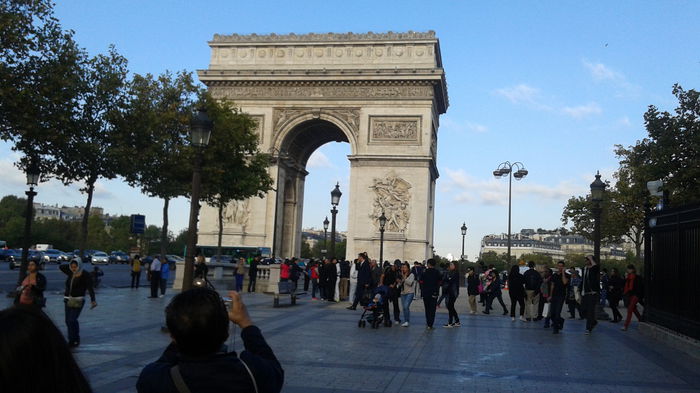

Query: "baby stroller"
<box><xmin>358</xmin><ymin>286</ymin><xmax>388</xmax><ymax>329</ymax></box>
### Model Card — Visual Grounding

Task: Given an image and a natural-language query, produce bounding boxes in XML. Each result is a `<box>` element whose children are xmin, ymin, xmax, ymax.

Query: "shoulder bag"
<box><xmin>65</xmin><ymin>276</ymin><xmax>85</xmax><ymax>308</ymax></box>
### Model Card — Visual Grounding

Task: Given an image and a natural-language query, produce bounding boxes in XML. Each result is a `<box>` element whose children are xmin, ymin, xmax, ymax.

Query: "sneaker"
<box><xmin>426</xmin><ymin>326</ymin><xmax>434</xmax><ymax>330</ymax></box>
<box><xmin>621</xmin><ymin>326</ymin><xmax>628</xmax><ymax>331</ymax></box>
<box><xmin>470</xmin><ymin>311</ymin><xmax>476</xmax><ymax>315</ymax></box>
<box><xmin>346</xmin><ymin>306</ymin><xmax>355</xmax><ymax>310</ymax></box>
<box><xmin>482</xmin><ymin>311</ymin><xmax>490</xmax><ymax>315</ymax></box>
<box><xmin>520</xmin><ymin>316</ymin><xmax>527</xmax><ymax>322</ymax></box>
<box><xmin>585</xmin><ymin>330</ymin><xmax>591</xmax><ymax>335</ymax></box>
<box><xmin>401</xmin><ymin>322</ymin><xmax>409</xmax><ymax>327</ymax></box>
<box><xmin>443</xmin><ymin>323</ymin><xmax>453</xmax><ymax>328</ymax></box>
<box><xmin>511</xmin><ymin>317</ymin><xmax>515</xmax><ymax>322</ymax></box>
<box><xmin>453</xmin><ymin>322</ymin><xmax>461</xmax><ymax>327</ymax></box>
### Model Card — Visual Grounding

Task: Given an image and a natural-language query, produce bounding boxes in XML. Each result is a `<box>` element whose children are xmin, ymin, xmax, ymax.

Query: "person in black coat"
<box><xmin>419</xmin><ymin>259</ymin><xmax>442</xmax><ymax>329</ymax></box>
<box><xmin>607</xmin><ymin>268</ymin><xmax>625</xmax><ymax>323</ymax></box>
<box><xmin>247</xmin><ymin>256</ymin><xmax>260</xmax><ymax>293</ymax></box>
<box><xmin>443</xmin><ymin>262</ymin><xmax>460</xmax><ymax>327</ymax></box>
<box><xmin>581</xmin><ymin>256</ymin><xmax>601</xmax><ymax>334</ymax></box>
<box><xmin>324</xmin><ymin>258</ymin><xmax>338</xmax><ymax>302</ymax></box>
<box><xmin>348</xmin><ymin>253</ymin><xmax>371</xmax><ymax>310</ymax></box>
<box><xmin>507</xmin><ymin>265</ymin><xmax>526</xmax><ymax>321</ymax></box>
<box><xmin>137</xmin><ymin>289</ymin><xmax>283</xmax><ymax>393</ymax></box>
<box><xmin>15</xmin><ymin>260</ymin><xmax>47</xmax><ymax>310</ymax></box>
<box><xmin>465</xmin><ymin>267</ymin><xmax>480</xmax><ymax>314</ymax></box>
<box><xmin>59</xmin><ymin>258</ymin><xmax>97</xmax><ymax>348</ymax></box>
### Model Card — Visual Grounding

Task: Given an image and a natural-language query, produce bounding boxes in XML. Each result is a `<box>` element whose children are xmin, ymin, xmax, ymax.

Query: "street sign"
<box><xmin>130</xmin><ymin>214</ymin><xmax>146</xmax><ymax>234</ymax></box>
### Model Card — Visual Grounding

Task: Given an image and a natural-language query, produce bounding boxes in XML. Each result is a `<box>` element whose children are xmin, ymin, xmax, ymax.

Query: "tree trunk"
<box><xmin>634</xmin><ymin>229</ymin><xmax>643</xmax><ymax>262</ymax></box>
<box><xmin>160</xmin><ymin>197</ymin><xmax>170</xmax><ymax>258</ymax></box>
<box><xmin>217</xmin><ymin>202</ymin><xmax>224</xmax><ymax>261</ymax></box>
<box><xmin>79</xmin><ymin>180</ymin><xmax>96</xmax><ymax>260</ymax></box>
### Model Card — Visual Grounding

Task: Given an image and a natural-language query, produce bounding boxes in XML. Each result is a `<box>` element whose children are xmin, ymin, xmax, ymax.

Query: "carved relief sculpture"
<box><xmin>369</xmin><ymin>117</ymin><xmax>421</xmax><ymax>143</ymax></box>
<box><xmin>369</xmin><ymin>172</ymin><xmax>411</xmax><ymax>233</ymax></box>
<box><xmin>224</xmin><ymin>199</ymin><xmax>251</xmax><ymax>231</ymax></box>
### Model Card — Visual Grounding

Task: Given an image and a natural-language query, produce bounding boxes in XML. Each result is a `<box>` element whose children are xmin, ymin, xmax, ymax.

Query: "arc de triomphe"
<box><xmin>197</xmin><ymin>31</ymin><xmax>448</xmax><ymax>262</ymax></box>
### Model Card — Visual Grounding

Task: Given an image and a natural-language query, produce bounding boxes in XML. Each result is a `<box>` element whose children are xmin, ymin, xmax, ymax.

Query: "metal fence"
<box><xmin>644</xmin><ymin>203</ymin><xmax>700</xmax><ymax>340</ymax></box>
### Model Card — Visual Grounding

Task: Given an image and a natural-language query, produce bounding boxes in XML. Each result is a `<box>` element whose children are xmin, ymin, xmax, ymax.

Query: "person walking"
<box><xmin>549</xmin><ymin>261</ymin><xmax>570</xmax><ymax>334</ymax></box>
<box><xmin>15</xmin><ymin>260</ymin><xmax>47</xmax><ymax>310</ymax></box>
<box><xmin>581</xmin><ymin>256</ymin><xmax>601</xmax><ymax>334</ymax></box>
<box><xmin>348</xmin><ymin>253</ymin><xmax>371</xmax><ymax>310</ymax></box>
<box><xmin>507</xmin><ymin>265</ymin><xmax>526</xmax><ymax>322</ymax></box>
<box><xmin>443</xmin><ymin>262</ymin><xmax>461</xmax><ymax>328</ymax></box>
<box><xmin>465</xmin><ymin>267</ymin><xmax>480</xmax><ymax>314</ymax></box>
<box><xmin>566</xmin><ymin>269</ymin><xmax>583</xmax><ymax>320</ymax></box>
<box><xmin>539</xmin><ymin>268</ymin><xmax>552</xmax><ymax>322</ymax></box>
<box><xmin>248</xmin><ymin>256</ymin><xmax>259</xmax><ymax>293</ymax></box>
<box><xmin>149</xmin><ymin>256</ymin><xmax>162</xmax><ymax>299</ymax></box>
<box><xmin>483</xmin><ymin>271</ymin><xmax>508</xmax><ymax>315</ymax></box>
<box><xmin>607</xmin><ymin>268</ymin><xmax>625</xmax><ymax>323</ymax></box>
<box><xmin>310</xmin><ymin>261</ymin><xmax>320</xmax><ymax>300</ymax></box>
<box><xmin>399</xmin><ymin>262</ymin><xmax>416</xmax><ymax>327</ymax></box>
<box><xmin>131</xmin><ymin>254</ymin><xmax>142</xmax><ymax>289</ymax></box>
<box><xmin>159</xmin><ymin>259</ymin><xmax>170</xmax><ymax>297</ymax></box>
<box><xmin>411</xmin><ymin>261</ymin><xmax>425</xmax><ymax>299</ymax></box>
<box><xmin>622</xmin><ymin>264</ymin><xmax>644</xmax><ymax>331</ymax></box>
<box><xmin>523</xmin><ymin>261</ymin><xmax>542</xmax><ymax>321</ymax></box>
<box><xmin>420</xmin><ymin>259</ymin><xmax>441</xmax><ymax>330</ymax></box>
<box><xmin>291</xmin><ymin>258</ymin><xmax>302</xmax><ymax>293</ymax></box>
<box><xmin>59</xmin><ymin>258</ymin><xmax>97</xmax><ymax>347</ymax></box>
<box><xmin>235</xmin><ymin>258</ymin><xmax>246</xmax><ymax>293</ymax></box>
<box><xmin>348</xmin><ymin>259</ymin><xmax>358</xmax><ymax>306</ymax></box>
<box><xmin>303</xmin><ymin>258</ymin><xmax>310</xmax><ymax>292</ymax></box>
<box><xmin>436</xmin><ymin>265</ymin><xmax>450</xmax><ymax>309</ymax></box>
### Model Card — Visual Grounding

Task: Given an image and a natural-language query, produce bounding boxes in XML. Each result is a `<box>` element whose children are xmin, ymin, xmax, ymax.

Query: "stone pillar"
<box><xmin>173</xmin><ymin>261</ymin><xmax>186</xmax><ymax>290</ymax></box>
<box><xmin>267</xmin><ymin>264</ymin><xmax>280</xmax><ymax>294</ymax></box>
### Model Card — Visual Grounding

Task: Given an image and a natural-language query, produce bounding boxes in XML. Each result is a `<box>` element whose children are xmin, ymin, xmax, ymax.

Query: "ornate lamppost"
<box><xmin>460</xmin><ymin>222</ymin><xmax>467</xmax><ymax>261</ymax></box>
<box><xmin>18</xmin><ymin>158</ymin><xmax>40</xmax><ymax>285</ymax></box>
<box><xmin>182</xmin><ymin>108</ymin><xmax>213</xmax><ymax>291</ymax></box>
<box><xmin>378</xmin><ymin>211</ymin><xmax>387</xmax><ymax>265</ymax></box>
<box><xmin>590</xmin><ymin>171</ymin><xmax>609</xmax><ymax>320</ymax></box>
<box><xmin>329</xmin><ymin>183</ymin><xmax>342</xmax><ymax>258</ymax></box>
<box><xmin>322</xmin><ymin>216</ymin><xmax>329</xmax><ymax>258</ymax></box>
<box><xmin>493</xmin><ymin>161</ymin><xmax>528</xmax><ymax>264</ymax></box>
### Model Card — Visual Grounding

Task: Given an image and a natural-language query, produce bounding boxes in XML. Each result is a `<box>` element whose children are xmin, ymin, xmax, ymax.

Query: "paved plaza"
<box><xmin>3</xmin><ymin>285</ymin><xmax>699</xmax><ymax>393</ymax></box>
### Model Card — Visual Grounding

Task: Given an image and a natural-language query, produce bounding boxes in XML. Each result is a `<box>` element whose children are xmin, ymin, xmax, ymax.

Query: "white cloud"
<box><xmin>494</xmin><ymin>84</ymin><xmax>539</xmax><ymax>105</ymax></box>
<box><xmin>306</xmin><ymin>151</ymin><xmax>334</xmax><ymax>169</ymax></box>
<box><xmin>617</xmin><ymin>116</ymin><xmax>632</xmax><ymax>127</ymax></box>
<box><xmin>441</xmin><ymin>118</ymin><xmax>489</xmax><ymax>134</ymax></box>
<box><xmin>583</xmin><ymin>60</ymin><xmax>623</xmax><ymax>82</ymax></box>
<box><xmin>562</xmin><ymin>102</ymin><xmax>602</xmax><ymax>119</ymax></box>
<box><xmin>0</xmin><ymin>158</ymin><xmax>27</xmax><ymax>188</ymax></box>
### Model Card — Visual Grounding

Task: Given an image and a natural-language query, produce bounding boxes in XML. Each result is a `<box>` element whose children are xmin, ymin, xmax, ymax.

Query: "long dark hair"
<box><xmin>509</xmin><ymin>264</ymin><xmax>520</xmax><ymax>277</ymax></box>
<box><xmin>0</xmin><ymin>307</ymin><xmax>92</xmax><ymax>393</ymax></box>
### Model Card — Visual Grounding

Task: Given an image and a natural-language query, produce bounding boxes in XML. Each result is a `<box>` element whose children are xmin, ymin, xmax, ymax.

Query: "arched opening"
<box><xmin>274</xmin><ymin>119</ymin><xmax>352</xmax><ymax>259</ymax></box>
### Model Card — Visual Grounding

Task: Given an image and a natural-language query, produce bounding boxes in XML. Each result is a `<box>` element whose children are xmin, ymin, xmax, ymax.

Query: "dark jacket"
<box><xmin>420</xmin><ymin>267</ymin><xmax>442</xmax><ymax>297</ymax></box>
<box><xmin>59</xmin><ymin>265</ymin><xmax>96</xmax><ymax>302</ymax></box>
<box><xmin>194</xmin><ymin>262</ymin><xmax>209</xmax><ymax>279</ymax></box>
<box><xmin>248</xmin><ymin>259</ymin><xmax>259</xmax><ymax>277</ymax></box>
<box><xmin>466</xmin><ymin>274</ymin><xmax>480</xmax><ymax>296</ymax></box>
<box><xmin>14</xmin><ymin>272</ymin><xmax>47</xmax><ymax>306</ymax></box>
<box><xmin>608</xmin><ymin>275</ymin><xmax>625</xmax><ymax>302</ymax></box>
<box><xmin>357</xmin><ymin>260</ymin><xmax>371</xmax><ymax>286</ymax></box>
<box><xmin>136</xmin><ymin>326</ymin><xmax>283</xmax><ymax>393</ymax></box>
<box><xmin>523</xmin><ymin>268</ymin><xmax>543</xmax><ymax>292</ymax></box>
<box><xmin>581</xmin><ymin>264</ymin><xmax>600</xmax><ymax>294</ymax></box>
<box><xmin>370</xmin><ymin>265</ymin><xmax>383</xmax><ymax>288</ymax></box>
<box><xmin>339</xmin><ymin>260</ymin><xmax>351</xmax><ymax>278</ymax></box>
<box><xmin>507</xmin><ymin>272</ymin><xmax>526</xmax><ymax>297</ymax></box>
<box><xmin>323</xmin><ymin>263</ymin><xmax>337</xmax><ymax>283</ymax></box>
<box><xmin>446</xmin><ymin>270</ymin><xmax>460</xmax><ymax>297</ymax></box>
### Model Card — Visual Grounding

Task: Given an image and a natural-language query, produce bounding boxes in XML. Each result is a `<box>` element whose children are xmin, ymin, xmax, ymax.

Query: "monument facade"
<box><xmin>197</xmin><ymin>31</ymin><xmax>448</xmax><ymax>261</ymax></box>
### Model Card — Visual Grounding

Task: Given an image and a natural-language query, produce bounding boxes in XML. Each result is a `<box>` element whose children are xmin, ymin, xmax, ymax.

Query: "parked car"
<box><xmin>58</xmin><ymin>251</ymin><xmax>71</xmax><ymax>262</ymax></box>
<box><xmin>90</xmin><ymin>251</ymin><xmax>109</xmax><ymax>265</ymax></box>
<box><xmin>210</xmin><ymin>255</ymin><xmax>234</xmax><ymax>263</ymax></box>
<box><xmin>109</xmin><ymin>251</ymin><xmax>129</xmax><ymax>264</ymax></box>
<box><xmin>142</xmin><ymin>255</ymin><xmax>178</xmax><ymax>268</ymax></box>
<box><xmin>167</xmin><ymin>255</ymin><xmax>184</xmax><ymax>263</ymax></box>
<box><xmin>41</xmin><ymin>249</ymin><xmax>63</xmax><ymax>264</ymax></box>
<box><xmin>0</xmin><ymin>248</ymin><xmax>18</xmax><ymax>262</ymax></box>
<box><xmin>9</xmin><ymin>250</ymin><xmax>44</xmax><ymax>270</ymax></box>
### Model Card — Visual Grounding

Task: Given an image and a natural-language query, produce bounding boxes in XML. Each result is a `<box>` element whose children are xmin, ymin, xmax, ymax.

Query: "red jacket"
<box><xmin>280</xmin><ymin>263</ymin><xmax>290</xmax><ymax>279</ymax></box>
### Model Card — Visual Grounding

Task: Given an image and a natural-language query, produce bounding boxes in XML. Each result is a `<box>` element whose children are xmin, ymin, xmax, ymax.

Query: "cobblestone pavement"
<box><xmin>3</xmin><ymin>286</ymin><xmax>699</xmax><ymax>393</ymax></box>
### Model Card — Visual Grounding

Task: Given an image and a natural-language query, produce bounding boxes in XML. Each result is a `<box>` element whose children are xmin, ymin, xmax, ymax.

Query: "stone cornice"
<box><xmin>211</xmin><ymin>31</ymin><xmax>437</xmax><ymax>44</ymax></box>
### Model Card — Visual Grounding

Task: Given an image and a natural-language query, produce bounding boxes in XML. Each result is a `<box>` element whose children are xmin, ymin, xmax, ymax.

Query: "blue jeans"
<box><xmin>401</xmin><ymin>293</ymin><xmax>415</xmax><ymax>323</ymax></box>
<box><xmin>65</xmin><ymin>301</ymin><xmax>84</xmax><ymax>344</ymax></box>
<box><xmin>235</xmin><ymin>274</ymin><xmax>244</xmax><ymax>292</ymax></box>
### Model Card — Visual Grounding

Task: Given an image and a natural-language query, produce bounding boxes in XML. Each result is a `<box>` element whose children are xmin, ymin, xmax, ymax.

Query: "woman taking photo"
<box><xmin>443</xmin><ymin>262</ymin><xmax>460</xmax><ymax>327</ymax></box>
<box><xmin>398</xmin><ymin>262</ymin><xmax>416</xmax><ymax>327</ymax></box>
<box><xmin>59</xmin><ymin>258</ymin><xmax>97</xmax><ymax>348</ymax></box>
<box><xmin>15</xmin><ymin>260</ymin><xmax>47</xmax><ymax>309</ymax></box>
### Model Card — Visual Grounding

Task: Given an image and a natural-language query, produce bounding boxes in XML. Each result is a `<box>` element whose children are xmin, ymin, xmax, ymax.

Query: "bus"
<box><xmin>195</xmin><ymin>245</ymin><xmax>272</xmax><ymax>263</ymax></box>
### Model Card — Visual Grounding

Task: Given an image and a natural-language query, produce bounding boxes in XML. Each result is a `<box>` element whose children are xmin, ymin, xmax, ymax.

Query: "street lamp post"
<box><xmin>378</xmin><ymin>211</ymin><xmax>387</xmax><ymax>265</ymax></box>
<box><xmin>329</xmin><ymin>183</ymin><xmax>342</xmax><ymax>258</ymax></box>
<box><xmin>182</xmin><ymin>108</ymin><xmax>213</xmax><ymax>291</ymax></box>
<box><xmin>18</xmin><ymin>158</ymin><xmax>40</xmax><ymax>285</ymax></box>
<box><xmin>322</xmin><ymin>216</ymin><xmax>329</xmax><ymax>258</ymax></box>
<box><xmin>493</xmin><ymin>161</ymin><xmax>528</xmax><ymax>265</ymax></box>
<box><xmin>460</xmin><ymin>222</ymin><xmax>467</xmax><ymax>261</ymax></box>
<box><xmin>590</xmin><ymin>171</ymin><xmax>609</xmax><ymax>320</ymax></box>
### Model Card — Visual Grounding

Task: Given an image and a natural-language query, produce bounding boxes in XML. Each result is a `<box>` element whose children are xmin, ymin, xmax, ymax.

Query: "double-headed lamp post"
<box><xmin>493</xmin><ymin>161</ymin><xmax>528</xmax><ymax>264</ymax></box>
<box><xmin>329</xmin><ymin>183</ymin><xmax>342</xmax><ymax>258</ymax></box>
<box><xmin>322</xmin><ymin>216</ymin><xmax>329</xmax><ymax>258</ymax></box>
<box><xmin>378</xmin><ymin>211</ymin><xmax>387</xmax><ymax>265</ymax></box>
<box><xmin>18</xmin><ymin>158</ymin><xmax>40</xmax><ymax>285</ymax></box>
<box><xmin>182</xmin><ymin>108</ymin><xmax>213</xmax><ymax>291</ymax></box>
<box><xmin>590</xmin><ymin>171</ymin><xmax>609</xmax><ymax>320</ymax></box>
<box><xmin>460</xmin><ymin>223</ymin><xmax>467</xmax><ymax>261</ymax></box>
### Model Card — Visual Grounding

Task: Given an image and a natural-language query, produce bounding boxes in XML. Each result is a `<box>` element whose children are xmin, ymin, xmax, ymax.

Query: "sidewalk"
<box><xmin>3</xmin><ymin>287</ymin><xmax>699</xmax><ymax>393</ymax></box>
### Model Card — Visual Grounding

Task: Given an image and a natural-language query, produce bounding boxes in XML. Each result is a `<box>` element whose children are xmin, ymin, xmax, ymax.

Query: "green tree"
<box><xmin>616</xmin><ymin>84</ymin><xmax>700</xmax><ymax>206</ymax></box>
<box><xmin>49</xmin><ymin>47</ymin><xmax>129</xmax><ymax>258</ymax></box>
<box><xmin>300</xmin><ymin>237</ymin><xmax>313</xmax><ymax>258</ymax></box>
<box><xmin>518</xmin><ymin>253</ymin><xmax>554</xmax><ymax>267</ymax></box>
<box><xmin>200</xmin><ymin>96</ymin><xmax>273</xmax><ymax>259</ymax></box>
<box><xmin>116</xmin><ymin>71</ymin><xmax>200</xmax><ymax>257</ymax></box>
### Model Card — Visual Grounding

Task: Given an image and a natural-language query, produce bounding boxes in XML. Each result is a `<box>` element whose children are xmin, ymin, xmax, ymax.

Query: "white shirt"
<box><xmin>150</xmin><ymin>259</ymin><xmax>162</xmax><ymax>272</ymax></box>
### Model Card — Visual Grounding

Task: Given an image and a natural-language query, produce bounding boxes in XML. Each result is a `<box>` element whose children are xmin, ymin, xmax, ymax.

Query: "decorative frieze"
<box><xmin>211</xmin><ymin>31</ymin><xmax>437</xmax><ymax>43</ymax></box>
<box><xmin>209</xmin><ymin>84</ymin><xmax>434</xmax><ymax>101</ymax></box>
<box><xmin>369</xmin><ymin>116</ymin><xmax>421</xmax><ymax>144</ymax></box>
<box><xmin>369</xmin><ymin>172</ymin><xmax>411</xmax><ymax>233</ymax></box>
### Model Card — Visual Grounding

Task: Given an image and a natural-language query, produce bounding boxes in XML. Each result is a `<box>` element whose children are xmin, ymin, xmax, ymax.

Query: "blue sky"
<box><xmin>2</xmin><ymin>1</ymin><xmax>699</xmax><ymax>259</ymax></box>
